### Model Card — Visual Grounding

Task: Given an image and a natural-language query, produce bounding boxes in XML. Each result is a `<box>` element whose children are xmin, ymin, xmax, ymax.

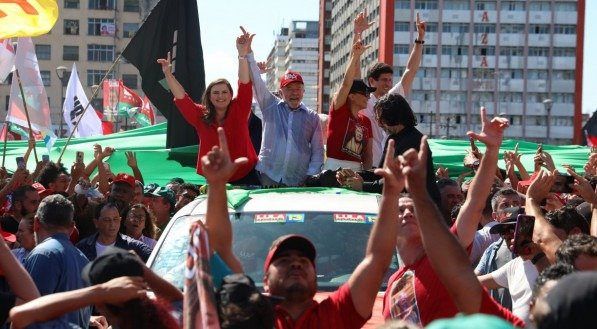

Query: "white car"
<box><xmin>147</xmin><ymin>187</ymin><xmax>396</xmax><ymax>327</ymax></box>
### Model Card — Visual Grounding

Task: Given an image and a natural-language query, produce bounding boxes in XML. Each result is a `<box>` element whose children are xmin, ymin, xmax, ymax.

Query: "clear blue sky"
<box><xmin>199</xmin><ymin>1</ymin><xmax>596</xmax><ymax>113</ymax></box>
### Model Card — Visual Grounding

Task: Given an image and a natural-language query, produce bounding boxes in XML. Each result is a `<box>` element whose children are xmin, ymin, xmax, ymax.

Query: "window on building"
<box><xmin>64</xmin><ymin>19</ymin><xmax>79</xmax><ymax>35</ymax></box>
<box><xmin>395</xmin><ymin>0</ymin><xmax>410</xmax><ymax>9</ymax></box>
<box><xmin>87</xmin><ymin>70</ymin><xmax>113</xmax><ymax>86</ymax></box>
<box><xmin>475</xmin><ymin>46</ymin><xmax>495</xmax><ymax>56</ymax></box>
<box><xmin>122</xmin><ymin>74</ymin><xmax>138</xmax><ymax>89</ymax></box>
<box><xmin>35</xmin><ymin>45</ymin><xmax>51</xmax><ymax>60</ymax></box>
<box><xmin>123</xmin><ymin>23</ymin><xmax>138</xmax><ymax>38</ymax></box>
<box><xmin>64</xmin><ymin>0</ymin><xmax>79</xmax><ymax>9</ymax></box>
<box><xmin>501</xmin><ymin>1</ymin><xmax>526</xmax><ymax>11</ymax></box>
<box><xmin>475</xmin><ymin>1</ymin><xmax>496</xmax><ymax>10</ymax></box>
<box><xmin>394</xmin><ymin>22</ymin><xmax>410</xmax><ymax>32</ymax></box>
<box><xmin>87</xmin><ymin>44</ymin><xmax>114</xmax><ymax>62</ymax></box>
<box><xmin>499</xmin><ymin>46</ymin><xmax>523</xmax><ymax>56</ymax></box>
<box><xmin>88</xmin><ymin>18</ymin><xmax>115</xmax><ymax>36</ymax></box>
<box><xmin>393</xmin><ymin>44</ymin><xmax>410</xmax><ymax>54</ymax></box>
<box><xmin>501</xmin><ymin>24</ymin><xmax>525</xmax><ymax>34</ymax></box>
<box><xmin>444</xmin><ymin>22</ymin><xmax>469</xmax><ymax>33</ymax></box>
<box><xmin>423</xmin><ymin>47</ymin><xmax>437</xmax><ymax>55</ymax></box>
<box><xmin>89</xmin><ymin>0</ymin><xmax>115</xmax><ymax>10</ymax></box>
<box><xmin>40</xmin><ymin>71</ymin><xmax>51</xmax><ymax>86</ymax></box>
<box><xmin>527</xmin><ymin>70</ymin><xmax>548</xmax><ymax>80</ymax></box>
<box><xmin>554</xmin><ymin>24</ymin><xmax>576</xmax><ymax>34</ymax></box>
<box><xmin>530</xmin><ymin>2</ymin><xmax>551</xmax><ymax>11</ymax></box>
<box><xmin>426</xmin><ymin>22</ymin><xmax>439</xmax><ymax>32</ymax></box>
<box><xmin>553</xmin><ymin>48</ymin><xmax>575</xmax><ymax>57</ymax></box>
<box><xmin>474</xmin><ymin>24</ymin><xmax>496</xmax><ymax>34</ymax></box>
<box><xmin>63</xmin><ymin>46</ymin><xmax>79</xmax><ymax>61</ymax></box>
<box><xmin>529</xmin><ymin>24</ymin><xmax>549</xmax><ymax>34</ymax></box>
<box><xmin>123</xmin><ymin>0</ymin><xmax>139</xmax><ymax>12</ymax></box>
<box><xmin>553</xmin><ymin>70</ymin><xmax>575</xmax><ymax>79</ymax></box>
<box><xmin>528</xmin><ymin>47</ymin><xmax>549</xmax><ymax>57</ymax></box>
<box><xmin>444</xmin><ymin>0</ymin><xmax>470</xmax><ymax>10</ymax></box>
<box><xmin>554</xmin><ymin>2</ymin><xmax>576</xmax><ymax>12</ymax></box>
<box><xmin>415</xmin><ymin>1</ymin><xmax>439</xmax><ymax>10</ymax></box>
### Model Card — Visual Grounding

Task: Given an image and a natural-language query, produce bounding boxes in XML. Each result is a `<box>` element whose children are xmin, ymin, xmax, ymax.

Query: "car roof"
<box><xmin>178</xmin><ymin>187</ymin><xmax>381</xmax><ymax>217</ymax></box>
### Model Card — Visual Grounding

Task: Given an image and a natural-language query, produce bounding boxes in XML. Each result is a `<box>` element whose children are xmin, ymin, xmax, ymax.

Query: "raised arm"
<box><xmin>455</xmin><ymin>107</ymin><xmax>509</xmax><ymax>248</ymax></box>
<box><xmin>526</xmin><ymin>170</ymin><xmax>561</xmax><ymax>263</ymax></box>
<box><xmin>402</xmin><ymin>136</ymin><xmax>484</xmax><ymax>313</ymax></box>
<box><xmin>126</xmin><ymin>151</ymin><xmax>144</xmax><ymax>185</ymax></box>
<box><xmin>237</xmin><ymin>27</ymin><xmax>254</xmax><ymax>84</ymax></box>
<box><xmin>398</xmin><ymin>12</ymin><xmax>426</xmax><ymax>94</ymax></box>
<box><xmin>347</xmin><ymin>139</ymin><xmax>404</xmax><ymax>318</ymax></box>
<box><xmin>243</xmin><ymin>27</ymin><xmax>276</xmax><ymax>111</ymax></box>
<box><xmin>10</xmin><ymin>276</ymin><xmax>146</xmax><ymax>329</ymax></box>
<box><xmin>156</xmin><ymin>51</ymin><xmax>185</xmax><ymax>99</ymax></box>
<box><xmin>202</xmin><ymin>128</ymin><xmax>247</xmax><ymax>273</ymax></box>
<box><xmin>332</xmin><ymin>39</ymin><xmax>369</xmax><ymax>110</ymax></box>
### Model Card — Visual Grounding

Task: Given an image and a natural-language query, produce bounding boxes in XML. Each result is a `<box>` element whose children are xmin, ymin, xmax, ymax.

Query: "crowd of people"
<box><xmin>0</xmin><ymin>9</ymin><xmax>595</xmax><ymax>329</ymax></box>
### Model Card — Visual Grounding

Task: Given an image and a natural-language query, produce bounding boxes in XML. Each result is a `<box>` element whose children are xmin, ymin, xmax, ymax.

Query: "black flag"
<box><xmin>122</xmin><ymin>0</ymin><xmax>204</xmax><ymax>148</ymax></box>
<box><xmin>582</xmin><ymin>110</ymin><xmax>597</xmax><ymax>147</ymax></box>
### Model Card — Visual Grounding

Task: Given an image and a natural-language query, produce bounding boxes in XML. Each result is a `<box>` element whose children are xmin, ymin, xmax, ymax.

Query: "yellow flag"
<box><xmin>0</xmin><ymin>0</ymin><xmax>58</xmax><ymax>38</ymax></box>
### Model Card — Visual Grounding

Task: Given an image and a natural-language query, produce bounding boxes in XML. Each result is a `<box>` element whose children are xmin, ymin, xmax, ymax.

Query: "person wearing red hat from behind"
<box><xmin>243</xmin><ymin>26</ymin><xmax>324</xmax><ymax>187</ymax></box>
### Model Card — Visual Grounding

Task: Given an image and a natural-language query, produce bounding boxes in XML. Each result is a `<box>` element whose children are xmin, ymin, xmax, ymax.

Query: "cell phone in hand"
<box><xmin>550</xmin><ymin>175</ymin><xmax>574</xmax><ymax>193</ymax></box>
<box><xmin>42</xmin><ymin>154</ymin><xmax>50</xmax><ymax>162</ymax></box>
<box><xmin>537</xmin><ymin>143</ymin><xmax>543</xmax><ymax>154</ymax></box>
<box><xmin>76</xmin><ymin>151</ymin><xmax>84</xmax><ymax>164</ymax></box>
<box><xmin>16</xmin><ymin>157</ymin><xmax>25</xmax><ymax>170</ymax></box>
<box><xmin>513</xmin><ymin>214</ymin><xmax>535</xmax><ymax>256</ymax></box>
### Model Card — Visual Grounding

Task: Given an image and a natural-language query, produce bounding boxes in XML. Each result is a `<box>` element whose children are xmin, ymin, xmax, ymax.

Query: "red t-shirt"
<box><xmin>173</xmin><ymin>81</ymin><xmax>257</xmax><ymax>182</ymax></box>
<box><xmin>383</xmin><ymin>226</ymin><xmax>524</xmax><ymax>327</ymax></box>
<box><xmin>274</xmin><ymin>283</ymin><xmax>368</xmax><ymax>329</ymax></box>
<box><xmin>326</xmin><ymin>101</ymin><xmax>372</xmax><ymax>162</ymax></box>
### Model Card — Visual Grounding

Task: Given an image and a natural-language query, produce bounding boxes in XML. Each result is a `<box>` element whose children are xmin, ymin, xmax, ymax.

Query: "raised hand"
<box><xmin>351</xmin><ymin>39</ymin><xmax>371</xmax><ymax>58</ymax></box>
<box><xmin>156</xmin><ymin>51</ymin><xmax>173</xmax><ymax>76</ymax></box>
<box><xmin>354</xmin><ymin>9</ymin><xmax>374</xmax><ymax>34</ymax></box>
<box><xmin>466</xmin><ymin>106</ymin><xmax>509</xmax><ymax>149</ymax></box>
<box><xmin>401</xmin><ymin>136</ymin><xmax>430</xmax><ymax>193</ymax></box>
<box><xmin>568</xmin><ymin>168</ymin><xmax>597</xmax><ymax>205</ymax></box>
<box><xmin>125</xmin><ymin>151</ymin><xmax>138</xmax><ymax>169</ymax></box>
<box><xmin>201</xmin><ymin>127</ymin><xmax>248</xmax><ymax>185</ymax></box>
<box><xmin>100</xmin><ymin>276</ymin><xmax>147</xmax><ymax>304</ymax></box>
<box><xmin>526</xmin><ymin>170</ymin><xmax>555</xmax><ymax>202</ymax></box>
<box><xmin>237</xmin><ymin>26</ymin><xmax>255</xmax><ymax>56</ymax></box>
<box><xmin>374</xmin><ymin>139</ymin><xmax>405</xmax><ymax>194</ymax></box>
<box><xmin>435</xmin><ymin>166</ymin><xmax>449</xmax><ymax>179</ymax></box>
<box><xmin>256</xmin><ymin>61</ymin><xmax>271</xmax><ymax>74</ymax></box>
<box><xmin>416</xmin><ymin>12</ymin><xmax>427</xmax><ymax>40</ymax></box>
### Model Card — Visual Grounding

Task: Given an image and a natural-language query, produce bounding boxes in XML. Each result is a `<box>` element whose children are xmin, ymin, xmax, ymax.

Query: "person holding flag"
<box><xmin>157</xmin><ymin>29</ymin><xmax>258</xmax><ymax>185</ymax></box>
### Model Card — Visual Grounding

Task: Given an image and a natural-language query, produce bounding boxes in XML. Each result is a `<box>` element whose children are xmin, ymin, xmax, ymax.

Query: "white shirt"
<box><xmin>363</xmin><ymin>82</ymin><xmax>406</xmax><ymax>167</ymax></box>
<box><xmin>470</xmin><ymin>221</ymin><xmax>500</xmax><ymax>266</ymax></box>
<box><xmin>491</xmin><ymin>256</ymin><xmax>538</xmax><ymax>323</ymax></box>
<box><xmin>95</xmin><ymin>241</ymin><xmax>116</xmax><ymax>257</ymax></box>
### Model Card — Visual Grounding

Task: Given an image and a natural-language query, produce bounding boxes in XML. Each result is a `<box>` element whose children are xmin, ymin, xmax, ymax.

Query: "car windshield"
<box><xmin>150</xmin><ymin>211</ymin><xmax>398</xmax><ymax>292</ymax></box>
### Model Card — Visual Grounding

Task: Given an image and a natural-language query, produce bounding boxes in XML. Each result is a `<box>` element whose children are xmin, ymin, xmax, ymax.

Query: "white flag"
<box><xmin>63</xmin><ymin>63</ymin><xmax>102</xmax><ymax>137</ymax></box>
<box><xmin>0</xmin><ymin>39</ymin><xmax>15</xmax><ymax>82</ymax></box>
<box><xmin>6</xmin><ymin>37</ymin><xmax>56</xmax><ymax>150</ymax></box>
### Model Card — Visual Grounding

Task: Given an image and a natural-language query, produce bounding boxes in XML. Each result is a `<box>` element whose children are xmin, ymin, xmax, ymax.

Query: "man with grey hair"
<box><xmin>24</xmin><ymin>194</ymin><xmax>90</xmax><ymax>328</ymax></box>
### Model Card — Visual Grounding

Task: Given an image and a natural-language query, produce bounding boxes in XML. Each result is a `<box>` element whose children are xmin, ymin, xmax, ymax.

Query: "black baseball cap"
<box><xmin>81</xmin><ymin>247</ymin><xmax>144</xmax><ymax>286</ymax></box>
<box><xmin>349</xmin><ymin>79</ymin><xmax>376</xmax><ymax>95</ymax></box>
<box><xmin>489</xmin><ymin>207</ymin><xmax>522</xmax><ymax>234</ymax></box>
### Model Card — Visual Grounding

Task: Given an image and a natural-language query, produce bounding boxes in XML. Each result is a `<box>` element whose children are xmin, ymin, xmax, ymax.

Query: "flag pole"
<box><xmin>57</xmin><ymin>53</ymin><xmax>123</xmax><ymax>163</ymax></box>
<box><xmin>1</xmin><ymin>122</ymin><xmax>9</xmax><ymax>168</ymax></box>
<box><xmin>15</xmin><ymin>69</ymin><xmax>39</xmax><ymax>164</ymax></box>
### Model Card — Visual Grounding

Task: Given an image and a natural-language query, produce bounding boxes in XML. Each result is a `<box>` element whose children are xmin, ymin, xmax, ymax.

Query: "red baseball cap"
<box><xmin>112</xmin><ymin>173</ymin><xmax>135</xmax><ymax>188</ymax></box>
<box><xmin>280</xmin><ymin>71</ymin><xmax>304</xmax><ymax>88</ymax></box>
<box><xmin>263</xmin><ymin>234</ymin><xmax>316</xmax><ymax>273</ymax></box>
<box><xmin>0</xmin><ymin>228</ymin><xmax>15</xmax><ymax>243</ymax></box>
<box><xmin>32</xmin><ymin>182</ymin><xmax>54</xmax><ymax>198</ymax></box>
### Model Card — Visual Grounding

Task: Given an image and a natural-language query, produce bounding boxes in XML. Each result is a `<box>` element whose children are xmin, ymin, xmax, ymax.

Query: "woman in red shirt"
<box><xmin>157</xmin><ymin>29</ymin><xmax>258</xmax><ymax>185</ymax></box>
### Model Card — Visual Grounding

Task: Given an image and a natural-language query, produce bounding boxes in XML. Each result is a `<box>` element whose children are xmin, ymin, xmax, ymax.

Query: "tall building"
<box><xmin>318</xmin><ymin>0</ymin><xmax>333</xmax><ymax>113</ymax></box>
<box><xmin>265</xmin><ymin>21</ymin><xmax>319</xmax><ymax>111</ymax></box>
<box><xmin>323</xmin><ymin>0</ymin><xmax>585</xmax><ymax>144</ymax></box>
<box><xmin>0</xmin><ymin>0</ymin><xmax>162</xmax><ymax>137</ymax></box>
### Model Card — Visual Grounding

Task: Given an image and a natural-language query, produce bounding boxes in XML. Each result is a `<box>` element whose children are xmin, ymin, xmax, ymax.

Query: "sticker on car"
<box><xmin>333</xmin><ymin>213</ymin><xmax>368</xmax><ymax>223</ymax></box>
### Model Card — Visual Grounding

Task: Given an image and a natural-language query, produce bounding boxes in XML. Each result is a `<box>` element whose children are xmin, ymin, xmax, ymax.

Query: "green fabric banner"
<box><xmin>1</xmin><ymin>123</ymin><xmax>591</xmax><ymax>186</ymax></box>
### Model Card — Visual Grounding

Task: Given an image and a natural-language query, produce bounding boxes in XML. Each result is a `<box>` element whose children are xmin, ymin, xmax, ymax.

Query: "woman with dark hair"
<box><xmin>121</xmin><ymin>203</ymin><xmax>158</xmax><ymax>249</ymax></box>
<box><xmin>157</xmin><ymin>29</ymin><xmax>258</xmax><ymax>185</ymax></box>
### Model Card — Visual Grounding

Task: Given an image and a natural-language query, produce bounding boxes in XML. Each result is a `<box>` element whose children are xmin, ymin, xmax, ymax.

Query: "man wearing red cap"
<box><xmin>107</xmin><ymin>173</ymin><xmax>135</xmax><ymax>215</ymax></box>
<box><xmin>244</xmin><ymin>28</ymin><xmax>324</xmax><ymax>186</ymax></box>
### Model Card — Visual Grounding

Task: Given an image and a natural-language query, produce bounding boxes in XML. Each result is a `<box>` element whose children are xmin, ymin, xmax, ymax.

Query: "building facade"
<box><xmin>265</xmin><ymin>20</ymin><xmax>319</xmax><ymax>111</ymax></box>
<box><xmin>324</xmin><ymin>0</ymin><xmax>585</xmax><ymax>144</ymax></box>
<box><xmin>0</xmin><ymin>0</ymin><xmax>163</xmax><ymax>137</ymax></box>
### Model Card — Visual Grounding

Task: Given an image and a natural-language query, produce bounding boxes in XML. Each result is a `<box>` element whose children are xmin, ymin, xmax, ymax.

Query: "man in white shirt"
<box><xmin>363</xmin><ymin>13</ymin><xmax>426</xmax><ymax>167</ymax></box>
